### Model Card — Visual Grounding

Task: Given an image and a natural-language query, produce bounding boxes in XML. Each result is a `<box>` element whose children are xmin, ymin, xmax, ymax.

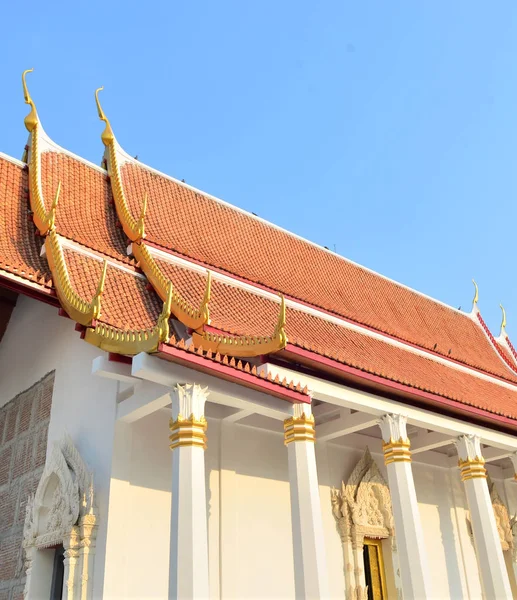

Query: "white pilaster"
<box><xmin>378</xmin><ymin>413</ymin><xmax>432</xmax><ymax>599</ymax></box>
<box><xmin>456</xmin><ymin>434</ymin><xmax>512</xmax><ymax>600</ymax></box>
<box><xmin>169</xmin><ymin>384</ymin><xmax>210</xmax><ymax>600</ymax></box>
<box><xmin>62</xmin><ymin>526</ymin><xmax>81</xmax><ymax>600</ymax></box>
<box><xmin>285</xmin><ymin>403</ymin><xmax>329</xmax><ymax>599</ymax></box>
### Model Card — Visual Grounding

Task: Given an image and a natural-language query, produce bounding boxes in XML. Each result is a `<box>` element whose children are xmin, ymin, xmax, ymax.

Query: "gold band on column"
<box><xmin>284</xmin><ymin>414</ymin><xmax>315</xmax><ymax>445</ymax></box>
<box><xmin>382</xmin><ymin>438</ymin><xmax>411</xmax><ymax>465</ymax></box>
<box><xmin>169</xmin><ymin>414</ymin><xmax>207</xmax><ymax>450</ymax></box>
<box><xmin>458</xmin><ymin>457</ymin><xmax>486</xmax><ymax>481</ymax></box>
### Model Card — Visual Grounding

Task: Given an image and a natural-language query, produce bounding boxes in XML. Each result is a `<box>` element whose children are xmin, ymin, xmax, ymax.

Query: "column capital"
<box><xmin>171</xmin><ymin>384</ymin><xmax>209</xmax><ymax>420</ymax></box>
<box><xmin>170</xmin><ymin>384</ymin><xmax>209</xmax><ymax>451</ymax></box>
<box><xmin>284</xmin><ymin>403</ymin><xmax>315</xmax><ymax>445</ymax></box>
<box><xmin>510</xmin><ymin>452</ymin><xmax>517</xmax><ymax>481</ymax></box>
<box><xmin>378</xmin><ymin>413</ymin><xmax>409</xmax><ymax>444</ymax></box>
<box><xmin>455</xmin><ymin>434</ymin><xmax>486</xmax><ymax>481</ymax></box>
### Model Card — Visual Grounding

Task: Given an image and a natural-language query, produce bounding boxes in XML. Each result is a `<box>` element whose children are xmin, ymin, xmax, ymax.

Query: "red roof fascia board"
<box><xmin>476</xmin><ymin>312</ymin><xmax>517</xmax><ymax>374</ymax></box>
<box><xmin>281</xmin><ymin>344</ymin><xmax>517</xmax><ymax>435</ymax></box>
<box><xmin>157</xmin><ymin>343</ymin><xmax>309</xmax><ymax>404</ymax></box>
<box><xmin>146</xmin><ymin>241</ymin><xmax>517</xmax><ymax>385</ymax></box>
<box><xmin>0</xmin><ymin>273</ymin><xmax>59</xmax><ymax>308</ymax></box>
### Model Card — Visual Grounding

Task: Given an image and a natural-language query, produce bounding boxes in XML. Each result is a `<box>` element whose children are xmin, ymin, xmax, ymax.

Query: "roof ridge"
<box><xmin>0</xmin><ymin>152</ymin><xmax>26</xmax><ymax>168</ymax></box>
<box><xmin>37</xmin><ymin>128</ymin><xmax>107</xmax><ymax>175</ymax></box>
<box><xmin>115</xmin><ymin>145</ymin><xmax>468</xmax><ymax>319</ymax></box>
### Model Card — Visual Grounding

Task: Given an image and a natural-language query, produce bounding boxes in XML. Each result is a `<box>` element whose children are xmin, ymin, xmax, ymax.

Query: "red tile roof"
<box><xmin>121</xmin><ymin>161</ymin><xmax>513</xmax><ymax>381</ymax></box>
<box><xmin>41</xmin><ymin>152</ymin><xmax>131</xmax><ymax>264</ymax></box>
<box><xmin>0</xmin><ymin>156</ymin><xmax>51</xmax><ymax>288</ymax></box>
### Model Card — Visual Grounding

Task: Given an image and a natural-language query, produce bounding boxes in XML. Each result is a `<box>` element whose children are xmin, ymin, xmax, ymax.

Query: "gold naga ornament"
<box><xmin>95</xmin><ymin>86</ymin><xmax>288</xmax><ymax>358</ymax></box>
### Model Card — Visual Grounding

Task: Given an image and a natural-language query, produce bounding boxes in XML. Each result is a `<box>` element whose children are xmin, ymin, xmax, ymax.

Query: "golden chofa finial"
<box><xmin>500</xmin><ymin>304</ymin><xmax>507</xmax><ymax>336</ymax></box>
<box><xmin>95</xmin><ymin>86</ymin><xmax>115</xmax><ymax>145</ymax></box>
<box><xmin>275</xmin><ymin>295</ymin><xmax>288</xmax><ymax>347</ymax></box>
<box><xmin>22</xmin><ymin>68</ymin><xmax>38</xmax><ymax>132</ymax></box>
<box><xmin>200</xmin><ymin>271</ymin><xmax>212</xmax><ymax>326</ymax></box>
<box><xmin>472</xmin><ymin>279</ymin><xmax>479</xmax><ymax>311</ymax></box>
<box><xmin>91</xmin><ymin>260</ymin><xmax>108</xmax><ymax>321</ymax></box>
<box><xmin>136</xmin><ymin>192</ymin><xmax>148</xmax><ymax>240</ymax></box>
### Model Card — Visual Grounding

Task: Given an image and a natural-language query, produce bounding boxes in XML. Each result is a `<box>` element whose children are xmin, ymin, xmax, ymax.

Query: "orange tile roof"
<box><xmin>0</xmin><ymin>156</ymin><xmax>51</xmax><ymax>288</ymax></box>
<box><xmin>142</xmin><ymin>256</ymin><xmax>517</xmax><ymax>419</ymax></box>
<box><xmin>62</xmin><ymin>248</ymin><xmax>160</xmax><ymax>330</ymax></box>
<box><xmin>120</xmin><ymin>161</ymin><xmax>512</xmax><ymax>381</ymax></box>
<box><xmin>41</xmin><ymin>152</ymin><xmax>131</xmax><ymax>264</ymax></box>
<box><xmin>2</xmin><ymin>138</ymin><xmax>517</xmax><ymax>424</ymax></box>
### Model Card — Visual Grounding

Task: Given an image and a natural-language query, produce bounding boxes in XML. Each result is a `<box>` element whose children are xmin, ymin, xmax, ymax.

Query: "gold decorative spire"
<box><xmin>472</xmin><ymin>279</ymin><xmax>479</xmax><ymax>310</ymax></box>
<box><xmin>201</xmin><ymin>271</ymin><xmax>211</xmax><ymax>325</ymax></box>
<box><xmin>22</xmin><ymin>69</ymin><xmax>38</xmax><ymax>132</ymax></box>
<box><xmin>136</xmin><ymin>192</ymin><xmax>148</xmax><ymax>240</ymax></box>
<box><xmin>500</xmin><ymin>304</ymin><xmax>507</xmax><ymax>336</ymax></box>
<box><xmin>91</xmin><ymin>260</ymin><xmax>108</xmax><ymax>321</ymax></box>
<box><xmin>95</xmin><ymin>87</ymin><xmax>115</xmax><ymax>145</ymax></box>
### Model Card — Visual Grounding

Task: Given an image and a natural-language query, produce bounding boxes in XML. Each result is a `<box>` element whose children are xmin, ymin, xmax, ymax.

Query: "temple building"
<box><xmin>2</xmin><ymin>68</ymin><xmax>517</xmax><ymax>600</ymax></box>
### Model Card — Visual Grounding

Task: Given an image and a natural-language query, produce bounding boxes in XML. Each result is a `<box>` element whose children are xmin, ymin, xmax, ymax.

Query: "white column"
<box><xmin>285</xmin><ymin>403</ymin><xmax>329</xmax><ymax>599</ymax></box>
<box><xmin>169</xmin><ymin>384</ymin><xmax>210</xmax><ymax>600</ymax></box>
<box><xmin>456</xmin><ymin>434</ymin><xmax>512</xmax><ymax>600</ymax></box>
<box><xmin>378</xmin><ymin>413</ymin><xmax>432</xmax><ymax>599</ymax></box>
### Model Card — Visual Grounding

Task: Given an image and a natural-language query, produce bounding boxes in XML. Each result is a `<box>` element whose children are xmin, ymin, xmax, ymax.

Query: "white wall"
<box><xmin>101</xmin><ymin>404</ymin><xmax>489</xmax><ymax>600</ymax></box>
<box><xmin>0</xmin><ymin>296</ymin><xmax>119</xmax><ymax>598</ymax></box>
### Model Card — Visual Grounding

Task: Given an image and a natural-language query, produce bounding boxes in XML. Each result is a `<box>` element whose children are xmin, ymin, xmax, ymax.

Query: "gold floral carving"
<box><xmin>192</xmin><ymin>294</ymin><xmax>288</xmax><ymax>358</ymax></box>
<box><xmin>284</xmin><ymin>411</ymin><xmax>315</xmax><ymax>445</ymax></box>
<box><xmin>169</xmin><ymin>413</ymin><xmax>208</xmax><ymax>450</ymax></box>
<box><xmin>45</xmin><ymin>229</ymin><xmax>107</xmax><ymax>326</ymax></box>
<box><xmin>84</xmin><ymin>281</ymin><xmax>173</xmax><ymax>355</ymax></box>
<box><xmin>458</xmin><ymin>456</ymin><xmax>486</xmax><ymax>482</ymax></box>
<box><xmin>382</xmin><ymin>438</ymin><xmax>411</xmax><ymax>465</ymax></box>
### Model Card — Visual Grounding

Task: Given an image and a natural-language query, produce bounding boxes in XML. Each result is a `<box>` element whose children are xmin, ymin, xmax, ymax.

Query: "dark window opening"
<box><xmin>50</xmin><ymin>545</ymin><xmax>65</xmax><ymax>600</ymax></box>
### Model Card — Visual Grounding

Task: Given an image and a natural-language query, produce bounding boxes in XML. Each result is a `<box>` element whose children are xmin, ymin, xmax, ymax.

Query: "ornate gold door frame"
<box><xmin>363</xmin><ymin>538</ymin><xmax>388</xmax><ymax>600</ymax></box>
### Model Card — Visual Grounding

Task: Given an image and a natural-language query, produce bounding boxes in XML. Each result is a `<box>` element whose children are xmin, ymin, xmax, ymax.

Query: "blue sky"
<box><xmin>2</xmin><ymin>1</ymin><xmax>517</xmax><ymax>337</ymax></box>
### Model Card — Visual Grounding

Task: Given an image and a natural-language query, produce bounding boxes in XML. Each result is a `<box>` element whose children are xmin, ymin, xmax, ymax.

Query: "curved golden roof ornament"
<box><xmin>192</xmin><ymin>294</ymin><xmax>288</xmax><ymax>358</ymax></box>
<box><xmin>22</xmin><ymin>68</ymin><xmax>38</xmax><ymax>132</ymax></box>
<box><xmin>500</xmin><ymin>303</ymin><xmax>507</xmax><ymax>336</ymax></box>
<box><xmin>472</xmin><ymin>279</ymin><xmax>479</xmax><ymax>311</ymax></box>
<box><xmin>95</xmin><ymin>86</ymin><xmax>143</xmax><ymax>241</ymax></box>
<box><xmin>131</xmin><ymin>242</ymin><xmax>211</xmax><ymax>330</ymax></box>
<box><xmin>84</xmin><ymin>281</ymin><xmax>173</xmax><ymax>355</ymax></box>
<box><xmin>22</xmin><ymin>68</ymin><xmax>59</xmax><ymax>235</ymax></box>
<box><xmin>95</xmin><ymin>87</ymin><xmax>115</xmax><ymax>145</ymax></box>
<box><xmin>45</xmin><ymin>228</ymin><xmax>108</xmax><ymax>326</ymax></box>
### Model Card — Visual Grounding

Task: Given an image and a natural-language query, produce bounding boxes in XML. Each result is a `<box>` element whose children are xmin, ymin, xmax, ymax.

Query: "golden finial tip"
<box><xmin>472</xmin><ymin>279</ymin><xmax>479</xmax><ymax>309</ymax></box>
<box><xmin>500</xmin><ymin>304</ymin><xmax>507</xmax><ymax>334</ymax></box>
<box><xmin>22</xmin><ymin>68</ymin><xmax>35</xmax><ymax>104</ymax></box>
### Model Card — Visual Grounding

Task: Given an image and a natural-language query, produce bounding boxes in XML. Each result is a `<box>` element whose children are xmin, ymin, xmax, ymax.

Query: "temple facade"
<box><xmin>1</xmin><ymin>69</ymin><xmax>517</xmax><ymax>599</ymax></box>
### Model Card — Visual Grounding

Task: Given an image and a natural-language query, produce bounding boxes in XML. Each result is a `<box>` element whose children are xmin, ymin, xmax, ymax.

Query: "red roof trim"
<box><xmin>146</xmin><ymin>240</ymin><xmax>517</xmax><ymax>385</ymax></box>
<box><xmin>282</xmin><ymin>344</ymin><xmax>517</xmax><ymax>433</ymax></box>
<box><xmin>476</xmin><ymin>312</ymin><xmax>517</xmax><ymax>374</ymax></box>
<box><xmin>0</xmin><ymin>272</ymin><xmax>59</xmax><ymax>307</ymax></box>
<box><xmin>157</xmin><ymin>342</ymin><xmax>310</xmax><ymax>404</ymax></box>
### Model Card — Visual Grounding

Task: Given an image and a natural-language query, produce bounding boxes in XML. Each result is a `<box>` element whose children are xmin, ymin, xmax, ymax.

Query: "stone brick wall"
<box><xmin>0</xmin><ymin>371</ymin><xmax>54</xmax><ymax>600</ymax></box>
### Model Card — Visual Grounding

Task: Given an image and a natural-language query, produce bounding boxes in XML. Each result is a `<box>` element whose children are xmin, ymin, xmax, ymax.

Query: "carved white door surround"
<box><xmin>331</xmin><ymin>447</ymin><xmax>402</xmax><ymax>600</ymax></box>
<box><xmin>23</xmin><ymin>434</ymin><xmax>97</xmax><ymax>600</ymax></box>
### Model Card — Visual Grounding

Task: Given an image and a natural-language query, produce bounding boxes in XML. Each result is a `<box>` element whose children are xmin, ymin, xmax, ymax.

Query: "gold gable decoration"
<box><xmin>22</xmin><ymin>69</ymin><xmax>61</xmax><ymax>235</ymax></box>
<box><xmin>192</xmin><ymin>294</ymin><xmax>288</xmax><ymax>358</ymax></box>
<box><xmin>84</xmin><ymin>281</ymin><xmax>173</xmax><ymax>355</ymax></box>
<box><xmin>45</xmin><ymin>229</ymin><xmax>107</xmax><ymax>326</ymax></box>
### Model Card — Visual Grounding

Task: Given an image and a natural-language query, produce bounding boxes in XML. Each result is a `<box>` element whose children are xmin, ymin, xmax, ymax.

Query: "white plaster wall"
<box><xmin>101</xmin><ymin>405</ymin><xmax>487</xmax><ymax>600</ymax></box>
<box><xmin>0</xmin><ymin>296</ymin><xmax>119</xmax><ymax>598</ymax></box>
